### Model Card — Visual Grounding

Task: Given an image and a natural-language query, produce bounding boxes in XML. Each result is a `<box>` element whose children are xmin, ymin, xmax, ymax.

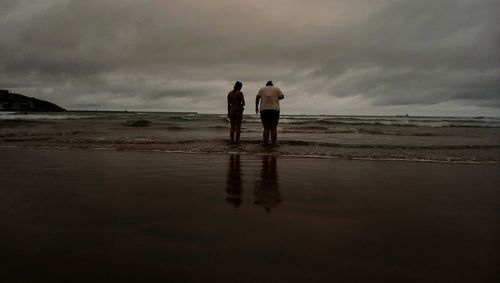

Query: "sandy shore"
<box><xmin>1</xmin><ymin>148</ymin><xmax>499</xmax><ymax>282</ymax></box>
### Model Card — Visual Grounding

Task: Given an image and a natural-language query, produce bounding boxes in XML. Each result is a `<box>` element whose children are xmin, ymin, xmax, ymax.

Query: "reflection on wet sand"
<box><xmin>254</xmin><ymin>155</ymin><xmax>281</xmax><ymax>212</ymax></box>
<box><xmin>225</xmin><ymin>154</ymin><xmax>242</xmax><ymax>207</ymax></box>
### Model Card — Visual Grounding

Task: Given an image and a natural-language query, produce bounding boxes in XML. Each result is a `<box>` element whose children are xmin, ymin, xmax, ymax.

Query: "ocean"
<box><xmin>1</xmin><ymin>111</ymin><xmax>499</xmax><ymax>163</ymax></box>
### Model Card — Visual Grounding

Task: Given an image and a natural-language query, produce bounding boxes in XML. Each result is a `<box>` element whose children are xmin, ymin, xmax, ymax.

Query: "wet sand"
<box><xmin>1</xmin><ymin>148</ymin><xmax>499</xmax><ymax>282</ymax></box>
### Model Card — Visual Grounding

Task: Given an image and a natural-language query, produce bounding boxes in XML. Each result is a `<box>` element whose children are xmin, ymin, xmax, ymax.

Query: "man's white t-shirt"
<box><xmin>257</xmin><ymin>86</ymin><xmax>284</xmax><ymax>111</ymax></box>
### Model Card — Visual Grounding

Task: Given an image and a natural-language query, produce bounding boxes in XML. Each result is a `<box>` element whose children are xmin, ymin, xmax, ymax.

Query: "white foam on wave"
<box><xmin>1</xmin><ymin>145</ymin><xmax>497</xmax><ymax>164</ymax></box>
<box><xmin>0</xmin><ymin>114</ymin><xmax>97</xmax><ymax>120</ymax></box>
<box><xmin>0</xmin><ymin>112</ymin><xmax>18</xmax><ymax>115</ymax></box>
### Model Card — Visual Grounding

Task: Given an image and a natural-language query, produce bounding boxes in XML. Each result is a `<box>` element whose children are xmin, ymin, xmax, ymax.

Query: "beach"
<box><xmin>3</xmin><ymin>0</ymin><xmax>499</xmax><ymax>281</ymax></box>
<box><xmin>1</xmin><ymin>147</ymin><xmax>499</xmax><ymax>282</ymax></box>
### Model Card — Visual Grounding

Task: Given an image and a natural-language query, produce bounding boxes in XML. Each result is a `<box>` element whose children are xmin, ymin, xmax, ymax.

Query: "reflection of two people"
<box><xmin>225</xmin><ymin>154</ymin><xmax>281</xmax><ymax>212</ymax></box>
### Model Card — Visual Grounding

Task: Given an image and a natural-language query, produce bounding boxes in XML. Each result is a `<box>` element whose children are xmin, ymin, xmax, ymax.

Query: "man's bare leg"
<box><xmin>263</xmin><ymin>128</ymin><xmax>270</xmax><ymax>144</ymax></box>
<box><xmin>271</xmin><ymin>128</ymin><xmax>277</xmax><ymax>145</ymax></box>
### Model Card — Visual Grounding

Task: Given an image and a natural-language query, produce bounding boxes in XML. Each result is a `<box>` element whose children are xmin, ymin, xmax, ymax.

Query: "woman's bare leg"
<box><xmin>230</xmin><ymin>118</ymin><xmax>236</xmax><ymax>143</ymax></box>
<box><xmin>235</xmin><ymin>117</ymin><xmax>242</xmax><ymax>143</ymax></box>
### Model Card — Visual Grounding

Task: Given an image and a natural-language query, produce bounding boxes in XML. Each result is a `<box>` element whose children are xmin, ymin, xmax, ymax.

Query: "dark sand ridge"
<box><xmin>0</xmin><ymin>148</ymin><xmax>499</xmax><ymax>282</ymax></box>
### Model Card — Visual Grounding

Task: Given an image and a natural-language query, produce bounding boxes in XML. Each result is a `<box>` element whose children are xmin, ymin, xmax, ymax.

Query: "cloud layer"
<box><xmin>1</xmin><ymin>0</ymin><xmax>499</xmax><ymax>115</ymax></box>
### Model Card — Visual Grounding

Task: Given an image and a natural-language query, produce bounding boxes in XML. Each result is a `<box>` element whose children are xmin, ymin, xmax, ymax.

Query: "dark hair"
<box><xmin>266</xmin><ymin>81</ymin><xmax>273</xmax><ymax>86</ymax></box>
<box><xmin>233</xmin><ymin>81</ymin><xmax>243</xmax><ymax>91</ymax></box>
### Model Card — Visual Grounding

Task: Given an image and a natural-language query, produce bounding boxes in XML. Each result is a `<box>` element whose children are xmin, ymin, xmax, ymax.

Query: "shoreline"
<box><xmin>1</xmin><ymin>145</ymin><xmax>499</xmax><ymax>164</ymax></box>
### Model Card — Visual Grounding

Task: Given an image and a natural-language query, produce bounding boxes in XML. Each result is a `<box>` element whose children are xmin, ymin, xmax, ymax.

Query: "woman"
<box><xmin>227</xmin><ymin>81</ymin><xmax>245</xmax><ymax>143</ymax></box>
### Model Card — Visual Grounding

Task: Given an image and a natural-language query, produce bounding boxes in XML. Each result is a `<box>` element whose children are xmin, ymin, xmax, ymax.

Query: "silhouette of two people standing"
<box><xmin>225</xmin><ymin>154</ymin><xmax>281</xmax><ymax>212</ymax></box>
<box><xmin>227</xmin><ymin>81</ymin><xmax>284</xmax><ymax>145</ymax></box>
<box><xmin>225</xmin><ymin>81</ymin><xmax>284</xmax><ymax>211</ymax></box>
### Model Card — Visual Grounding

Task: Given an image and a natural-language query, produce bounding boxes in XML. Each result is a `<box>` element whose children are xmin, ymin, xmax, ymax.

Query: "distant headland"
<box><xmin>0</xmin><ymin>89</ymin><xmax>65</xmax><ymax>112</ymax></box>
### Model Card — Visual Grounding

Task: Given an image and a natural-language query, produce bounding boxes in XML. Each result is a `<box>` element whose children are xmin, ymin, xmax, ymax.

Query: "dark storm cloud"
<box><xmin>0</xmin><ymin>0</ymin><xmax>499</xmax><ymax>114</ymax></box>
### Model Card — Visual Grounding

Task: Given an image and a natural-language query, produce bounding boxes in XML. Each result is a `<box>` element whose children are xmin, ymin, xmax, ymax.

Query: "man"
<box><xmin>255</xmin><ymin>81</ymin><xmax>284</xmax><ymax>145</ymax></box>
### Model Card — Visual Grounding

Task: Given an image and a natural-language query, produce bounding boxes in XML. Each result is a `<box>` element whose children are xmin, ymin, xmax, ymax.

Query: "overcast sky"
<box><xmin>1</xmin><ymin>0</ymin><xmax>499</xmax><ymax>115</ymax></box>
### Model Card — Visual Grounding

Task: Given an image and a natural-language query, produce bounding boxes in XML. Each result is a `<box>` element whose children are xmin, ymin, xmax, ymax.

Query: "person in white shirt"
<box><xmin>255</xmin><ymin>81</ymin><xmax>284</xmax><ymax>145</ymax></box>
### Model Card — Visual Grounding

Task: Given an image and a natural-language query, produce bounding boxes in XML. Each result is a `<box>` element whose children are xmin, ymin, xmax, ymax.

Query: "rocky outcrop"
<box><xmin>0</xmin><ymin>90</ymin><xmax>66</xmax><ymax>112</ymax></box>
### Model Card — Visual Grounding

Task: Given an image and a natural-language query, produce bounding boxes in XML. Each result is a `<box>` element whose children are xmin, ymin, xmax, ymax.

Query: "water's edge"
<box><xmin>2</xmin><ymin>145</ymin><xmax>498</xmax><ymax>165</ymax></box>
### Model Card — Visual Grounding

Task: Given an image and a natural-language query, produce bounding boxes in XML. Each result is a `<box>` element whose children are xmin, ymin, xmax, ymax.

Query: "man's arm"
<box><xmin>241</xmin><ymin>93</ymin><xmax>246</xmax><ymax>107</ymax></box>
<box><xmin>278</xmin><ymin>89</ymin><xmax>284</xmax><ymax>100</ymax></box>
<box><xmin>255</xmin><ymin>95</ymin><xmax>260</xmax><ymax>114</ymax></box>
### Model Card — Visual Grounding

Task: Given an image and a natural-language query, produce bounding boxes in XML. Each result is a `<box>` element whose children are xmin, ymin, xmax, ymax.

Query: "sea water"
<box><xmin>1</xmin><ymin>111</ymin><xmax>499</xmax><ymax>163</ymax></box>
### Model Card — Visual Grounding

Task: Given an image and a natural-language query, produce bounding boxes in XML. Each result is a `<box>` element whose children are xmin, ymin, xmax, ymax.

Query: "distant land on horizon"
<box><xmin>0</xmin><ymin>90</ymin><xmax>66</xmax><ymax>112</ymax></box>
<box><xmin>61</xmin><ymin>108</ymin><xmax>495</xmax><ymax>118</ymax></box>
<box><xmin>69</xmin><ymin>109</ymin><xmax>198</xmax><ymax>115</ymax></box>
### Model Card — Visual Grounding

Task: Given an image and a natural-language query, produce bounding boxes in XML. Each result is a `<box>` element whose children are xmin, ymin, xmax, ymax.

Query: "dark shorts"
<box><xmin>260</xmin><ymin>109</ymin><xmax>280</xmax><ymax>129</ymax></box>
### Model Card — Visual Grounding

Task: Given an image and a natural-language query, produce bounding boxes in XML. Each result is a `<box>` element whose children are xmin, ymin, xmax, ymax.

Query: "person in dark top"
<box><xmin>227</xmin><ymin>81</ymin><xmax>245</xmax><ymax>143</ymax></box>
